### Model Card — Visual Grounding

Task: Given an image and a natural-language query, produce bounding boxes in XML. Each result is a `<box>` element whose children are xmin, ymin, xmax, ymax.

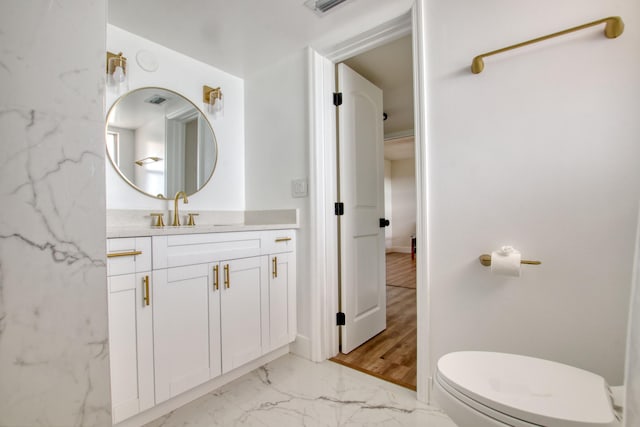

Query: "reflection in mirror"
<box><xmin>106</xmin><ymin>87</ymin><xmax>217</xmax><ymax>199</ymax></box>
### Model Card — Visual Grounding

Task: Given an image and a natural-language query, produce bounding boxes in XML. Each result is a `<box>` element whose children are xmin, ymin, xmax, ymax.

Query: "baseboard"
<box><xmin>290</xmin><ymin>333</ymin><xmax>311</xmax><ymax>359</ymax></box>
<box><xmin>115</xmin><ymin>345</ymin><xmax>290</xmax><ymax>427</ymax></box>
<box><xmin>389</xmin><ymin>246</ymin><xmax>411</xmax><ymax>254</ymax></box>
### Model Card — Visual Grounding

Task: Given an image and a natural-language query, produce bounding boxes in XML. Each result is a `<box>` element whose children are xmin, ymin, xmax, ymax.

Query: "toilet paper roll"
<box><xmin>491</xmin><ymin>246</ymin><xmax>521</xmax><ymax>277</ymax></box>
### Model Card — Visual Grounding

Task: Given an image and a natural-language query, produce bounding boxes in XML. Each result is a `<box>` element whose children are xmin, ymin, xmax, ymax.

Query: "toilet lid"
<box><xmin>436</xmin><ymin>352</ymin><xmax>618</xmax><ymax>427</ymax></box>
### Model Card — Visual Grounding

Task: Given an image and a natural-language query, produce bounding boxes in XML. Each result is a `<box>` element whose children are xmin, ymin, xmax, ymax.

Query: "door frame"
<box><xmin>307</xmin><ymin>4</ymin><xmax>432</xmax><ymax>402</ymax></box>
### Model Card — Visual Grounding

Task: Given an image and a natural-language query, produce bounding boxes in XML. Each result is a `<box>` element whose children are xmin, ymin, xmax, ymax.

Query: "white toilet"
<box><xmin>434</xmin><ymin>351</ymin><xmax>624</xmax><ymax>427</ymax></box>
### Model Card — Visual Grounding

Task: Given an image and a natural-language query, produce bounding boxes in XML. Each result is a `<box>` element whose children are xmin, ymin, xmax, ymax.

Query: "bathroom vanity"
<box><xmin>104</xmin><ymin>85</ymin><xmax>299</xmax><ymax>425</ymax></box>
<box><xmin>106</xmin><ymin>223</ymin><xmax>297</xmax><ymax>424</ymax></box>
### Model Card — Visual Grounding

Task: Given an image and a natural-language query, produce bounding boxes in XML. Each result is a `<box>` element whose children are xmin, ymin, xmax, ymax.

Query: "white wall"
<box><xmin>244</xmin><ymin>49</ymin><xmax>311</xmax><ymax>353</ymax></box>
<box><xmin>624</xmin><ymin>208</ymin><xmax>640</xmax><ymax>426</ymax></box>
<box><xmin>107</xmin><ymin>25</ymin><xmax>245</xmax><ymax>211</ymax></box>
<box><xmin>0</xmin><ymin>2</ymin><xmax>110</xmax><ymax>425</ymax></box>
<box><xmin>422</xmin><ymin>0</ymin><xmax>640</xmax><ymax>385</ymax></box>
<box><xmin>390</xmin><ymin>158</ymin><xmax>416</xmax><ymax>251</ymax></box>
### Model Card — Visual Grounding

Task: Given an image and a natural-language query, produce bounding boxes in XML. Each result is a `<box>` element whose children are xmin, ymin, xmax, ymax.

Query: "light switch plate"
<box><xmin>292</xmin><ymin>178</ymin><xmax>308</xmax><ymax>198</ymax></box>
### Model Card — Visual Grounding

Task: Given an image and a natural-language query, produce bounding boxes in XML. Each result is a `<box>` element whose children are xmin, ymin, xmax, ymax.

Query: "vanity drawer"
<box><xmin>262</xmin><ymin>230</ymin><xmax>296</xmax><ymax>254</ymax></box>
<box><xmin>107</xmin><ymin>237</ymin><xmax>152</xmax><ymax>276</ymax></box>
<box><xmin>152</xmin><ymin>231</ymin><xmax>265</xmax><ymax>269</ymax></box>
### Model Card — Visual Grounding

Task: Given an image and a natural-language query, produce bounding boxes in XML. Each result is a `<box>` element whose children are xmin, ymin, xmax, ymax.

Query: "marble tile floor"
<box><xmin>145</xmin><ymin>354</ymin><xmax>457</xmax><ymax>427</ymax></box>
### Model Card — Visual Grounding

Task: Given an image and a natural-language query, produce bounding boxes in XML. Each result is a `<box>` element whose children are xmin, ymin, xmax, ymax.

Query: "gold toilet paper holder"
<box><xmin>479</xmin><ymin>254</ymin><xmax>542</xmax><ymax>267</ymax></box>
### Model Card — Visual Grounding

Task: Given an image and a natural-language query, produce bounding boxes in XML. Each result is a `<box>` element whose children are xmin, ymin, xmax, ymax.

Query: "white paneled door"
<box><xmin>337</xmin><ymin>63</ymin><xmax>387</xmax><ymax>354</ymax></box>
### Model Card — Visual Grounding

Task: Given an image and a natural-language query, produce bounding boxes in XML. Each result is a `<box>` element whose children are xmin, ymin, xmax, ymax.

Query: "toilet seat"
<box><xmin>435</xmin><ymin>352</ymin><xmax>620</xmax><ymax>427</ymax></box>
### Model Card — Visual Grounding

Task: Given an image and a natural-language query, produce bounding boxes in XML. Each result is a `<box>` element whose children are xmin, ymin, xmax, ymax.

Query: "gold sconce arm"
<box><xmin>203</xmin><ymin>85</ymin><xmax>222</xmax><ymax>103</ymax></box>
<box><xmin>203</xmin><ymin>85</ymin><xmax>224</xmax><ymax>116</ymax></box>
<box><xmin>106</xmin><ymin>51</ymin><xmax>127</xmax><ymax>74</ymax></box>
<box><xmin>471</xmin><ymin>16</ymin><xmax>624</xmax><ymax>74</ymax></box>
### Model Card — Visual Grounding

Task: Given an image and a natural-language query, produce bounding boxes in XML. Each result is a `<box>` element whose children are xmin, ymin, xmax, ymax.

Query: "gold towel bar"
<box><xmin>479</xmin><ymin>254</ymin><xmax>541</xmax><ymax>267</ymax></box>
<box><xmin>107</xmin><ymin>250</ymin><xmax>142</xmax><ymax>258</ymax></box>
<box><xmin>471</xmin><ymin>16</ymin><xmax>624</xmax><ymax>74</ymax></box>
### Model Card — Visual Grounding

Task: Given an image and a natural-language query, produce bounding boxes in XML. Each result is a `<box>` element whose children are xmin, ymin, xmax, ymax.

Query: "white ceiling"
<box><xmin>108</xmin><ymin>0</ymin><xmax>415</xmax><ymax>159</ymax></box>
<box><xmin>343</xmin><ymin>35</ymin><xmax>414</xmax><ymax>139</ymax></box>
<box><xmin>108</xmin><ymin>0</ymin><xmax>412</xmax><ymax>78</ymax></box>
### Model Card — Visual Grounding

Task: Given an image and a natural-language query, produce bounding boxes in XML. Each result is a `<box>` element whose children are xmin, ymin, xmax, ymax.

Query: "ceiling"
<box><xmin>343</xmin><ymin>35</ymin><xmax>414</xmax><ymax>141</ymax></box>
<box><xmin>108</xmin><ymin>0</ymin><xmax>414</xmax><ymax>160</ymax></box>
<box><xmin>108</xmin><ymin>0</ymin><xmax>412</xmax><ymax>78</ymax></box>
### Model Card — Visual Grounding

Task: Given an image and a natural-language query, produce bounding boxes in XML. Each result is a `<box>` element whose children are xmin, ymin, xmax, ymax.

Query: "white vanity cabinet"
<box><xmin>152</xmin><ymin>262</ymin><xmax>220</xmax><ymax>403</ymax></box>
<box><xmin>107</xmin><ymin>228</ymin><xmax>296</xmax><ymax>425</ymax></box>
<box><xmin>106</xmin><ymin>237</ymin><xmax>154</xmax><ymax>424</ymax></box>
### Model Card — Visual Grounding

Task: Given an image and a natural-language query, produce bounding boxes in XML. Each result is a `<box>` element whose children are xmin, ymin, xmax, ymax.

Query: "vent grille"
<box><xmin>144</xmin><ymin>95</ymin><xmax>168</xmax><ymax>105</ymax></box>
<box><xmin>304</xmin><ymin>0</ymin><xmax>349</xmax><ymax>15</ymax></box>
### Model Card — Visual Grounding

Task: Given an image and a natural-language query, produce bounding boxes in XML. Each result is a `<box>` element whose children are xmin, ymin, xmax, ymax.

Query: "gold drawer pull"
<box><xmin>275</xmin><ymin>237</ymin><xmax>292</xmax><ymax>243</ymax></box>
<box><xmin>213</xmin><ymin>265</ymin><xmax>219</xmax><ymax>290</ymax></box>
<box><xmin>272</xmin><ymin>256</ymin><xmax>278</xmax><ymax>279</ymax></box>
<box><xmin>224</xmin><ymin>264</ymin><xmax>230</xmax><ymax>288</ymax></box>
<box><xmin>143</xmin><ymin>275</ymin><xmax>150</xmax><ymax>306</ymax></box>
<box><xmin>107</xmin><ymin>250</ymin><xmax>142</xmax><ymax>258</ymax></box>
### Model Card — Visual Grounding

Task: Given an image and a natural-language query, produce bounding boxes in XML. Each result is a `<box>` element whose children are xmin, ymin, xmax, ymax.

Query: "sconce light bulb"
<box><xmin>213</xmin><ymin>94</ymin><xmax>224</xmax><ymax>117</ymax></box>
<box><xmin>112</xmin><ymin>65</ymin><xmax>126</xmax><ymax>83</ymax></box>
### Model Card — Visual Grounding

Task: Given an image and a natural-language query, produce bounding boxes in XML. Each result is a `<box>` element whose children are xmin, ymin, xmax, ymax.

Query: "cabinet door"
<box><xmin>153</xmin><ymin>264</ymin><xmax>211</xmax><ymax>403</ymax></box>
<box><xmin>220</xmin><ymin>256</ymin><xmax>268</xmax><ymax>373</ymax></box>
<box><xmin>268</xmin><ymin>253</ymin><xmax>296</xmax><ymax>351</ymax></box>
<box><xmin>108</xmin><ymin>272</ymin><xmax>154</xmax><ymax>424</ymax></box>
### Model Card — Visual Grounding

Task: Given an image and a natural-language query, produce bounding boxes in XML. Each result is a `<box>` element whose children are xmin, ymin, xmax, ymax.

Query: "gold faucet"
<box><xmin>172</xmin><ymin>191</ymin><xmax>189</xmax><ymax>226</ymax></box>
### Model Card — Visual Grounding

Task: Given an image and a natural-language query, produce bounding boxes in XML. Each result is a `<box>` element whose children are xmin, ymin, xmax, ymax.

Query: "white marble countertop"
<box><xmin>107</xmin><ymin>208</ymin><xmax>299</xmax><ymax>238</ymax></box>
<box><xmin>107</xmin><ymin>223</ymin><xmax>299</xmax><ymax>238</ymax></box>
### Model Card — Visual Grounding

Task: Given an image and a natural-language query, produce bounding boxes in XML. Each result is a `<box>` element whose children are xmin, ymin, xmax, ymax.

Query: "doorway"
<box><xmin>329</xmin><ymin>34</ymin><xmax>418</xmax><ymax>390</ymax></box>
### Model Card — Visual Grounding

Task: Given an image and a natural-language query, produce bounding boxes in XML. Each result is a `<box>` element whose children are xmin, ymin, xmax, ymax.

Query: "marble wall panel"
<box><xmin>0</xmin><ymin>1</ymin><xmax>110</xmax><ymax>426</ymax></box>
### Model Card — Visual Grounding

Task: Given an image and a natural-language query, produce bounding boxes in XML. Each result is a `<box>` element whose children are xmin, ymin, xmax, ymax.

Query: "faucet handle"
<box><xmin>150</xmin><ymin>213</ymin><xmax>165</xmax><ymax>227</ymax></box>
<box><xmin>187</xmin><ymin>213</ymin><xmax>199</xmax><ymax>226</ymax></box>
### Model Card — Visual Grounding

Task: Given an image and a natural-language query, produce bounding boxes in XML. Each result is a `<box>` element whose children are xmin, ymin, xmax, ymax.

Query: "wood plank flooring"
<box><xmin>331</xmin><ymin>253</ymin><xmax>417</xmax><ymax>390</ymax></box>
<box><xmin>386</xmin><ymin>252</ymin><xmax>416</xmax><ymax>289</ymax></box>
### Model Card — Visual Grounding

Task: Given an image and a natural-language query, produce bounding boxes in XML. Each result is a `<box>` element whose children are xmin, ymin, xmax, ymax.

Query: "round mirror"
<box><xmin>106</xmin><ymin>87</ymin><xmax>218</xmax><ymax>199</ymax></box>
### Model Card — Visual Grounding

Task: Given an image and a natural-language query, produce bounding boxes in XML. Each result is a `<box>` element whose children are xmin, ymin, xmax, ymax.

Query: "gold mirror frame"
<box><xmin>105</xmin><ymin>87</ymin><xmax>218</xmax><ymax>200</ymax></box>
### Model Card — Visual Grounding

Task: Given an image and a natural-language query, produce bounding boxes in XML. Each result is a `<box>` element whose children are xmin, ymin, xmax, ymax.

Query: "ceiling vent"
<box><xmin>144</xmin><ymin>95</ymin><xmax>168</xmax><ymax>105</ymax></box>
<box><xmin>304</xmin><ymin>0</ymin><xmax>350</xmax><ymax>15</ymax></box>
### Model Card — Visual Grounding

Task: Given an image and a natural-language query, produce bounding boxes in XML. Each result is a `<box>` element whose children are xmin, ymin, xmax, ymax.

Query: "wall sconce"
<box><xmin>106</xmin><ymin>51</ymin><xmax>128</xmax><ymax>91</ymax></box>
<box><xmin>203</xmin><ymin>85</ymin><xmax>224</xmax><ymax>118</ymax></box>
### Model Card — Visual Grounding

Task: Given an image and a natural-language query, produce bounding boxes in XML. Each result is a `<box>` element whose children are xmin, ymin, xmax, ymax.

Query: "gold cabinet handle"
<box><xmin>143</xmin><ymin>275</ymin><xmax>150</xmax><ymax>306</ymax></box>
<box><xmin>224</xmin><ymin>264</ymin><xmax>230</xmax><ymax>288</ymax></box>
<box><xmin>275</xmin><ymin>237</ymin><xmax>292</xmax><ymax>242</ymax></box>
<box><xmin>107</xmin><ymin>250</ymin><xmax>142</xmax><ymax>258</ymax></box>
<box><xmin>213</xmin><ymin>265</ymin><xmax>219</xmax><ymax>290</ymax></box>
<box><xmin>272</xmin><ymin>256</ymin><xmax>278</xmax><ymax>279</ymax></box>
